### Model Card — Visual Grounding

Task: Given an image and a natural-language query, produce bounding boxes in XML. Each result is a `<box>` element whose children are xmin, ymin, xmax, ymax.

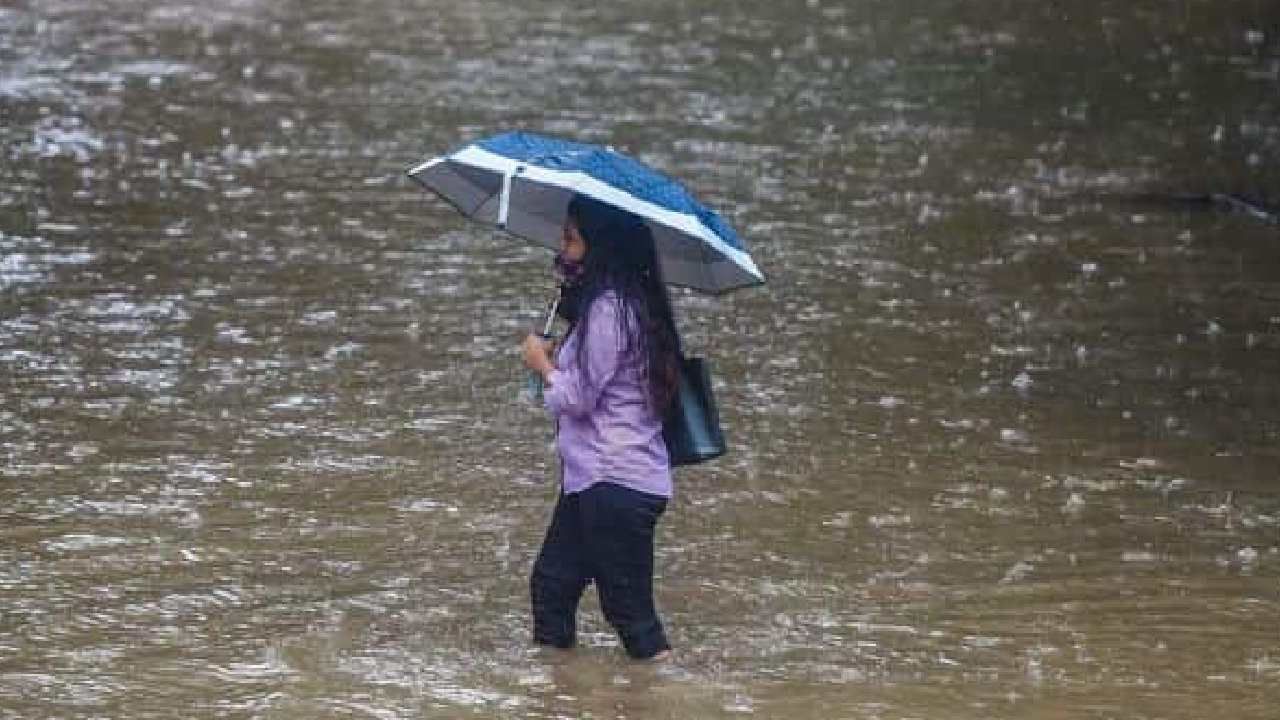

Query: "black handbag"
<box><xmin>663</xmin><ymin>354</ymin><xmax>726</xmax><ymax>466</ymax></box>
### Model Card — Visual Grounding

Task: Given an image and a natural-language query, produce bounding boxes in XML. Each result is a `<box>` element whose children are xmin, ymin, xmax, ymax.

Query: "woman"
<box><xmin>520</xmin><ymin>195</ymin><xmax>680</xmax><ymax>661</ymax></box>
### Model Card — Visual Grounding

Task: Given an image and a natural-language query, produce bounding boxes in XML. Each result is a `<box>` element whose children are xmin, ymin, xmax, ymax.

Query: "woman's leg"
<box><xmin>530</xmin><ymin>491</ymin><xmax>589</xmax><ymax>649</ymax></box>
<box><xmin>580</xmin><ymin>482</ymin><xmax>670</xmax><ymax>660</ymax></box>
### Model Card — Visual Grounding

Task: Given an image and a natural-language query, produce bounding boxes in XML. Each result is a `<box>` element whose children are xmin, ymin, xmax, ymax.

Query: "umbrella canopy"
<box><xmin>407</xmin><ymin>131</ymin><xmax>765</xmax><ymax>294</ymax></box>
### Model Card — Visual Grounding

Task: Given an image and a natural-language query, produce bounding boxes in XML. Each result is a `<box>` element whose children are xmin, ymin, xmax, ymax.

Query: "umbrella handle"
<box><xmin>541</xmin><ymin>295</ymin><xmax>560</xmax><ymax>336</ymax></box>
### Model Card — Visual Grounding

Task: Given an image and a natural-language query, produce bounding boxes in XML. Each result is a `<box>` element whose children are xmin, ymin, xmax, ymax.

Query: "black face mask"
<box><xmin>554</xmin><ymin>252</ymin><xmax>585</xmax><ymax>285</ymax></box>
<box><xmin>553</xmin><ymin>251</ymin><xmax>587</xmax><ymax>324</ymax></box>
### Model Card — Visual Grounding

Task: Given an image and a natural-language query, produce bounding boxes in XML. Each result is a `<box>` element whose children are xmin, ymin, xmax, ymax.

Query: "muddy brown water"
<box><xmin>2</xmin><ymin>1</ymin><xmax>1278</xmax><ymax>717</ymax></box>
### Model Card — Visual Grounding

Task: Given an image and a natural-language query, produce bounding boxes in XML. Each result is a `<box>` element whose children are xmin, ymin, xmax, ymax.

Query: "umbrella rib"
<box><xmin>467</xmin><ymin>189</ymin><xmax>498</xmax><ymax>221</ymax></box>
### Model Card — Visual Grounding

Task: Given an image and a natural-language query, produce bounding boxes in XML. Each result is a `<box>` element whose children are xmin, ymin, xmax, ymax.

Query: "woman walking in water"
<box><xmin>520</xmin><ymin>194</ymin><xmax>681</xmax><ymax>661</ymax></box>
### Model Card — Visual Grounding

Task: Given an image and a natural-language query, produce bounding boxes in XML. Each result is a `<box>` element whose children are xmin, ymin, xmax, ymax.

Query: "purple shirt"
<box><xmin>544</xmin><ymin>293</ymin><xmax>673</xmax><ymax>498</ymax></box>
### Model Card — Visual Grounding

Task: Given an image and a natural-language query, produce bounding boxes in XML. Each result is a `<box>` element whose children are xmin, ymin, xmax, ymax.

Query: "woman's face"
<box><xmin>561</xmin><ymin>218</ymin><xmax>587</xmax><ymax>262</ymax></box>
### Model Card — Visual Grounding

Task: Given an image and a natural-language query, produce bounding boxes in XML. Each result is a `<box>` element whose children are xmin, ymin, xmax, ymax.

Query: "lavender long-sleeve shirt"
<box><xmin>543</xmin><ymin>293</ymin><xmax>673</xmax><ymax>498</ymax></box>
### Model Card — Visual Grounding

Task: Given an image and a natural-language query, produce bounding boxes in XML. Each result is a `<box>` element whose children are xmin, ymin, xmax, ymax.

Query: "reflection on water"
<box><xmin>2</xmin><ymin>0</ymin><xmax>1278</xmax><ymax>717</ymax></box>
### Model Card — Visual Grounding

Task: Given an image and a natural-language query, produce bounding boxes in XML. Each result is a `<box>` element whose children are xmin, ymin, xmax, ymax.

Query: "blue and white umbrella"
<box><xmin>407</xmin><ymin>131</ymin><xmax>765</xmax><ymax>294</ymax></box>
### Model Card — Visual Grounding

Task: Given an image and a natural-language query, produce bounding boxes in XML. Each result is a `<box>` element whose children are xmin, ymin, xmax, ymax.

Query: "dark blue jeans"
<box><xmin>530</xmin><ymin>481</ymin><xmax>670</xmax><ymax>659</ymax></box>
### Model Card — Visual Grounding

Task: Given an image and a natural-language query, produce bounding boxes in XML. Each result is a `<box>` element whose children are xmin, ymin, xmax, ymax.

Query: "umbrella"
<box><xmin>406</xmin><ymin>131</ymin><xmax>764</xmax><ymax>295</ymax></box>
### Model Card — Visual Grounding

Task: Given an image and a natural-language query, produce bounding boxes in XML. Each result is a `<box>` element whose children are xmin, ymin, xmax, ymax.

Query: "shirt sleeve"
<box><xmin>544</xmin><ymin>297</ymin><xmax>626</xmax><ymax>419</ymax></box>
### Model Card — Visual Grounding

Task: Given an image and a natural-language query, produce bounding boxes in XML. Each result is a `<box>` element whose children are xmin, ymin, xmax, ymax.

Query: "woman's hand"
<box><xmin>521</xmin><ymin>333</ymin><xmax>556</xmax><ymax>380</ymax></box>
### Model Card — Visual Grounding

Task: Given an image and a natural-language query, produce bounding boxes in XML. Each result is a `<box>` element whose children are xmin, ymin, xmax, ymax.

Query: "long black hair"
<box><xmin>564</xmin><ymin>194</ymin><xmax>681</xmax><ymax>414</ymax></box>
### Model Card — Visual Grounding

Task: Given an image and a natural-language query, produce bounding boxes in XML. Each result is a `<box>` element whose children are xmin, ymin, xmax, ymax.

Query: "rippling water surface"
<box><xmin>2</xmin><ymin>1</ymin><xmax>1278</xmax><ymax>717</ymax></box>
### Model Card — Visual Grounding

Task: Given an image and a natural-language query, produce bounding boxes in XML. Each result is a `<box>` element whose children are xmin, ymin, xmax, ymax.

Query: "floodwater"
<box><xmin>2</xmin><ymin>0</ymin><xmax>1278</xmax><ymax>717</ymax></box>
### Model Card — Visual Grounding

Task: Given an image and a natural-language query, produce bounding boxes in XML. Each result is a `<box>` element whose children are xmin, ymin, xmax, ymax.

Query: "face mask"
<box><xmin>552</xmin><ymin>252</ymin><xmax>584</xmax><ymax>323</ymax></box>
<box><xmin>554</xmin><ymin>252</ymin><xmax>585</xmax><ymax>286</ymax></box>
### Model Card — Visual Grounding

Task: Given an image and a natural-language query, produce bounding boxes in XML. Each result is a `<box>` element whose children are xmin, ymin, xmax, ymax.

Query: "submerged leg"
<box><xmin>581</xmin><ymin>482</ymin><xmax>671</xmax><ymax>660</ymax></box>
<box><xmin>530</xmin><ymin>491</ymin><xmax>590</xmax><ymax>649</ymax></box>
